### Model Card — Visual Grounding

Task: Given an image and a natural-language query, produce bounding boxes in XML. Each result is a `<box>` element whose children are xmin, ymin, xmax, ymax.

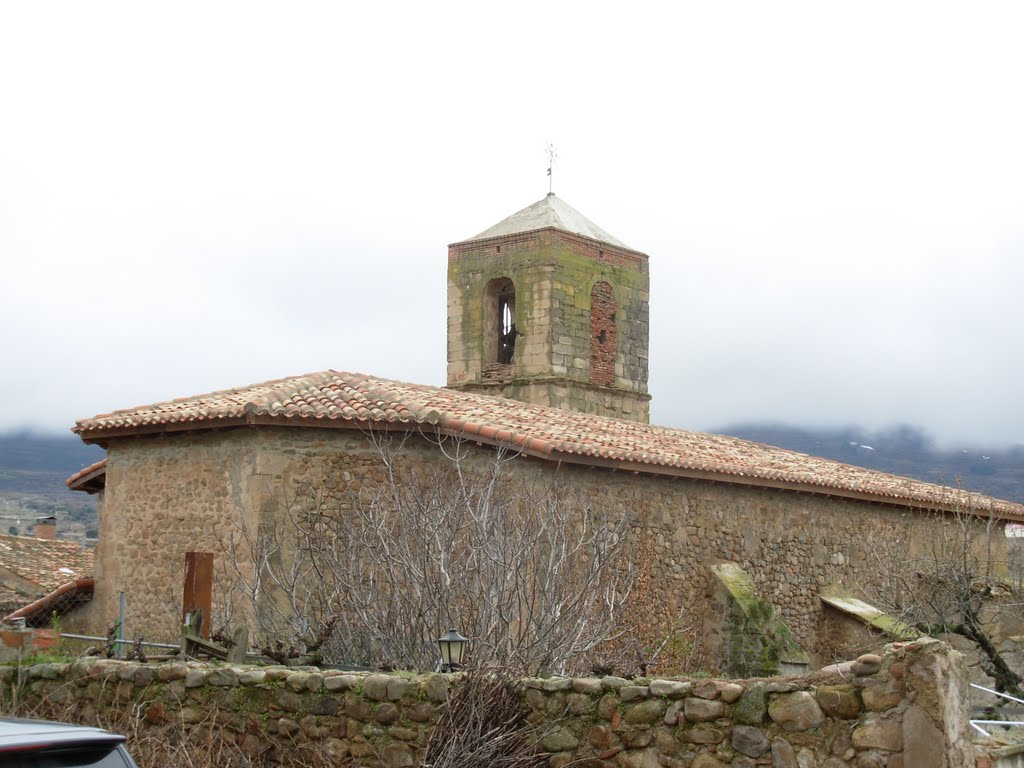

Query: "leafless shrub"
<box><xmin>587</xmin><ymin>607</ymin><xmax>706</xmax><ymax>679</ymax></box>
<box><xmin>423</xmin><ymin>671</ymin><xmax>547</xmax><ymax>768</ymax></box>
<box><xmin>584</xmin><ymin>535</ymin><xmax>707</xmax><ymax>678</ymax></box>
<box><xmin>219</xmin><ymin>479</ymin><xmax>347</xmax><ymax>664</ymax></box>
<box><xmin>864</xmin><ymin>496</ymin><xmax>1024</xmax><ymax>696</ymax></box>
<box><xmin>221</xmin><ymin>430</ymin><xmax>636</xmax><ymax>675</ymax></box>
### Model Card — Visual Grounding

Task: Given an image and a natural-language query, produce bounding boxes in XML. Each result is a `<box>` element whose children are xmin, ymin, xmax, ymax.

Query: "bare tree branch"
<box><xmin>863</xmin><ymin>490</ymin><xmax>1024</xmax><ymax>697</ymax></box>
<box><xmin>219</xmin><ymin>431</ymin><xmax>636</xmax><ymax>674</ymax></box>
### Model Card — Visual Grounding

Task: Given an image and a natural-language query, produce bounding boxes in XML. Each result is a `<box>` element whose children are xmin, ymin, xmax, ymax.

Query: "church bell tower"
<box><xmin>446</xmin><ymin>193</ymin><xmax>651</xmax><ymax>422</ymax></box>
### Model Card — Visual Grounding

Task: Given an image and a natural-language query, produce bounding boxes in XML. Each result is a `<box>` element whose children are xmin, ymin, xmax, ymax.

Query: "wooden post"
<box><xmin>226</xmin><ymin>625</ymin><xmax>249</xmax><ymax>664</ymax></box>
<box><xmin>182</xmin><ymin>552</ymin><xmax>213</xmax><ymax>640</ymax></box>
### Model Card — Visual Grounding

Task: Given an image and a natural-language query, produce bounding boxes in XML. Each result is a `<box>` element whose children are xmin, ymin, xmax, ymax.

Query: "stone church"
<box><xmin>67</xmin><ymin>194</ymin><xmax>1024</xmax><ymax>672</ymax></box>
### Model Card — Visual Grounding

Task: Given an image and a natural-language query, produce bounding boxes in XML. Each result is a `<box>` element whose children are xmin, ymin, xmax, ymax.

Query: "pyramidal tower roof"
<box><xmin>466</xmin><ymin>193</ymin><xmax>630</xmax><ymax>249</ymax></box>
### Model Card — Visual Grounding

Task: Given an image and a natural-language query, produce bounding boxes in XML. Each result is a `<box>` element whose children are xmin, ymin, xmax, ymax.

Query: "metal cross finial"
<box><xmin>546</xmin><ymin>143</ymin><xmax>558</xmax><ymax>196</ymax></box>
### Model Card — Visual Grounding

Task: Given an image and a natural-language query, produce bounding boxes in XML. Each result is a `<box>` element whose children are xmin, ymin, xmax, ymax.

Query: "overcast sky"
<box><xmin>1</xmin><ymin>2</ymin><xmax>1022</xmax><ymax>447</ymax></box>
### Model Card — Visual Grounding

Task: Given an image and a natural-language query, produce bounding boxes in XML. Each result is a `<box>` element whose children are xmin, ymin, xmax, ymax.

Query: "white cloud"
<box><xmin>1</xmin><ymin>1</ymin><xmax>1022</xmax><ymax>446</ymax></box>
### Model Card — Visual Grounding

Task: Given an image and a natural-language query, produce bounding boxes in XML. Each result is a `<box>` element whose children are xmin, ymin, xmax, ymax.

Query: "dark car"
<box><xmin>0</xmin><ymin>718</ymin><xmax>138</xmax><ymax>767</ymax></box>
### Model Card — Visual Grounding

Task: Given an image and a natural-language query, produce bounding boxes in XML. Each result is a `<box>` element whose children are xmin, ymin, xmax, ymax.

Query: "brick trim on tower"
<box><xmin>590</xmin><ymin>281</ymin><xmax>616</xmax><ymax>388</ymax></box>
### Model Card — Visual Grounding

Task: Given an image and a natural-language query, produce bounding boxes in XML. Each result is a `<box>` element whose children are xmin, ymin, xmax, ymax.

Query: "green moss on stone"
<box><xmin>820</xmin><ymin>594</ymin><xmax>919</xmax><ymax>640</ymax></box>
<box><xmin>711</xmin><ymin>563</ymin><xmax>809</xmax><ymax>677</ymax></box>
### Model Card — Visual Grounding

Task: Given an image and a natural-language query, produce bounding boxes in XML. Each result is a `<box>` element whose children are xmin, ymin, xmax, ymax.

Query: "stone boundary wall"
<box><xmin>0</xmin><ymin>639</ymin><xmax>976</xmax><ymax>767</ymax></box>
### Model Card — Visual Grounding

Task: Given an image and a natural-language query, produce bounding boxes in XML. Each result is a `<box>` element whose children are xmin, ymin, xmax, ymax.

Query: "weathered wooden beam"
<box><xmin>182</xmin><ymin>552</ymin><xmax>213</xmax><ymax>640</ymax></box>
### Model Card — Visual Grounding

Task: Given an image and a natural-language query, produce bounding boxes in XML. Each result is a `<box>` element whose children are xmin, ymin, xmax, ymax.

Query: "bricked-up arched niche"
<box><xmin>484</xmin><ymin>277</ymin><xmax>518</xmax><ymax>364</ymax></box>
<box><xmin>590</xmin><ymin>281</ymin><xmax>616</xmax><ymax>387</ymax></box>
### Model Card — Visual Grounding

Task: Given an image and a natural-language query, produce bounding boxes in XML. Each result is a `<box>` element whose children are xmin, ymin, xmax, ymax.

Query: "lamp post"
<box><xmin>437</xmin><ymin>628</ymin><xmax>468</xmax><ymax>672</ymax></box>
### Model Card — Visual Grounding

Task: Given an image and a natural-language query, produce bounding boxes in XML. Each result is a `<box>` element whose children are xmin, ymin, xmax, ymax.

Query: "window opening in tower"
<box><xmin>498</xmin><ymin>293</ymin><xmax>521</xmax><ymax>364</ymax></box>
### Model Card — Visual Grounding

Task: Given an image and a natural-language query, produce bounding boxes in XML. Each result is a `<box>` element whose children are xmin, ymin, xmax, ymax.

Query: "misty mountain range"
<box><xmin>0</xmin><ymin>431</ymin><xmax>104</xmax><ymax>475</ymax></box>
<box><xmin>0</xmin><ymin>432</ymin><xmax>103</xmax><ymax>539</ymax></box>
<box><xmin>719</xmin><ymin>424</ymin><xmax>1024</xmax><ymax>505</ymax></box>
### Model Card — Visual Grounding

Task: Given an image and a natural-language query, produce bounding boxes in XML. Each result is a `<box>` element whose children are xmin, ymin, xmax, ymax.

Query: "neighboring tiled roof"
<box><xmin>73</xmin><ymin>370</ymin><xmax>1024</xmax><ymax>519</ymax></box>
<box><xmin>462</xmin><ymin>193</ymin><xmax>632</xmax><ymax>249</ymax></box>
<box><xmin>66</xmin><ymin>459</ymin><xmax>107</xmax><ymax>493</ymax></box>
<box><xmin>3</xmin><ymin>578</ymin><xmax>94</xmax><ymax>627</ymax></box>
<box><xmin>0</xmin><ymin>535</ymin><xmax>94</xmax><ymax>595</ymax></box>
<box><xmin>0</xmin><ymin>585</ymin><xmax>27</xmax><ymax>615</ymax></box>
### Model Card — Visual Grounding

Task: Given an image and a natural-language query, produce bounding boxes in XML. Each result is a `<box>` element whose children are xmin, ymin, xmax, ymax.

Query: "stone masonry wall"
<box><xmin>462</xmin><ymin>379</ymin><xmax>651</xmax><ymax>422</ymax></box>
<box><xmin>0</xmin><ymin>639</ymin><xmax>976</xmax><ymax>767</ymax></box>
<box><xmin>81</xmin><ymin>427</ymin><xmax>1007</xmax><ymax>672</ymax></box>
<box><xmin>76</xmin><ymin>429</ymin><xmax>269</xmax><ymax>639</ymax></box>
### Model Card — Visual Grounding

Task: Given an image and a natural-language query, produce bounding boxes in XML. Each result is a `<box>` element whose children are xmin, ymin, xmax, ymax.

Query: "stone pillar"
<box><xmin>899</xmin><ymin>637</ymin><xmax>976</xmax><ymax>768</ymax></box>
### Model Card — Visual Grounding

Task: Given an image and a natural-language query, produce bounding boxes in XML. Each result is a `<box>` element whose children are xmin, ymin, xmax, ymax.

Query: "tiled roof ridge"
<box><xmin>70</xmin><ymin>372</ymin><xmax>324</xmax><ymax>433</ymax></box>
<box><xmin>0</xmin><ymin>533</ymin><xmax>84</xmax><ymax>550</ymax></box>
<box><xmin>243</xmin><ymin>371</ymin><xmax>448</xmax><ymax>425</ymax></box>
<box><xmin>71</xmin><ymin>370</ymin><xmax>1024</xmax><ymax>519</ymax></box>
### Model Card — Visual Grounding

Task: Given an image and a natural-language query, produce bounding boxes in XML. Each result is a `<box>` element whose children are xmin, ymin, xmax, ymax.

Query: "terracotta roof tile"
<box><xmin>65</xmin><ymin>460</ymin><xmax>107</xmax><ymax>489</ymax></box>
<box><xmin>73</xmin><ymin>370</ymin><xmax>1024</xmax><ymax>519</ymax></box>
<box><xmin>0</xmin><ymin>585</ymin><xmax>28</xmax><ymax>616</ymax></box>
<box><xmin>0</xmin><ymin>534</ymin><xmax>94</xmax><ymax>595</ymax></box>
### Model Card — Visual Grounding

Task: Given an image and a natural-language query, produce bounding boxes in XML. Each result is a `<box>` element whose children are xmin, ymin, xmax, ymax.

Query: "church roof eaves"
<box><xmin>72</xmin><ymin>370</ymin><xmax>1024</xmax><ymax>521</ymax></box>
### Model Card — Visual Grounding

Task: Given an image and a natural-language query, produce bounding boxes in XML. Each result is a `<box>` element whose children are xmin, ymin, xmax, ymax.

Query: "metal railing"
<box><xmin>59</xmin><ymin>634</ymin><xmax>181</xmax><ymax>651</ymax></box>
<box><xmin>58</xmin><ymin>633</ymin><xmax>270</xmax><ymax>662</ymax></box>
<box><xmin>969</xmin><ymin>684</ymin><xmax>1024</xmax><ymax>737</ymax></box>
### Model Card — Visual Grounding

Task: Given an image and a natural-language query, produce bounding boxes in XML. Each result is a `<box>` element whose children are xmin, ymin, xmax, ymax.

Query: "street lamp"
<box><xmin>437</xmin><ymin>627</ymin><xmax>469</xmax><ymax>672</ymax></box>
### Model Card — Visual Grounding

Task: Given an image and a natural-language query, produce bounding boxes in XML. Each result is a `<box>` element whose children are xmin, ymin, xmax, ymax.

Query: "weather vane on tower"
<box><xmin>546</xmin><ymin>143</ymin><xmax>558</xmax><ymax>196</ymax></box>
